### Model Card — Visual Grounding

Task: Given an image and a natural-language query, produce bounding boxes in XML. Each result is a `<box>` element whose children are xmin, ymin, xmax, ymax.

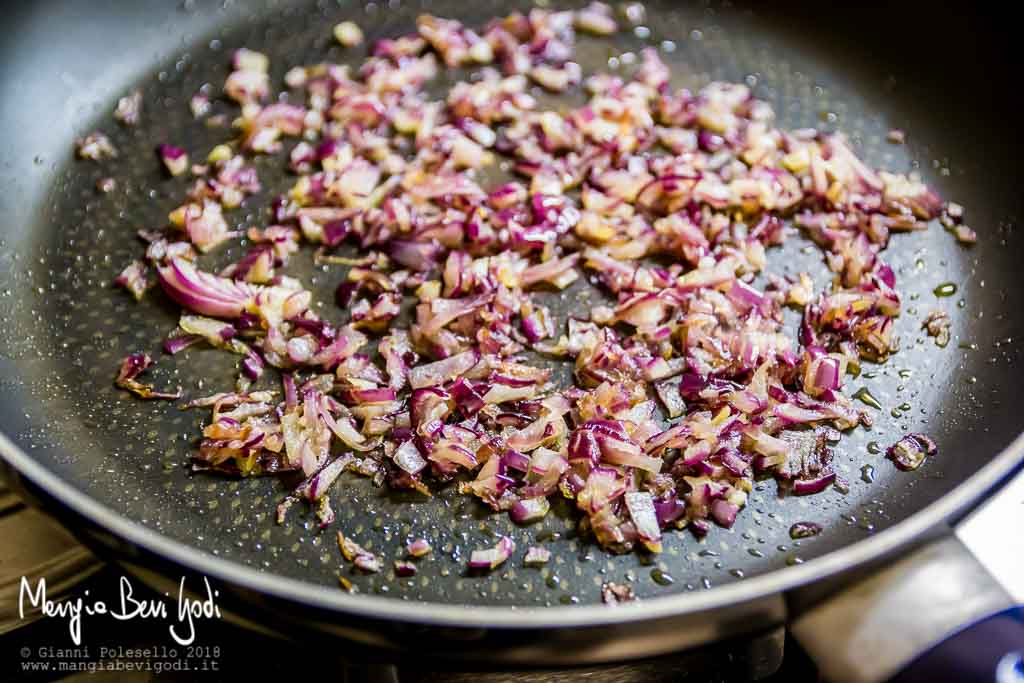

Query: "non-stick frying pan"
<box><xmin>1</xmin><ymin>0</ymin><xmax>1022</xmax><ymax>680</ymax></box>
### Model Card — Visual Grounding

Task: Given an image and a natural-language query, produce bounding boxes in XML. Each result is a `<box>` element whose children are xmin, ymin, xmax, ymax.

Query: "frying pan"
<box><xmin>1</xmin><ymin>0</ymin><xmax>1022</xmax><ymax>680</ymax></box>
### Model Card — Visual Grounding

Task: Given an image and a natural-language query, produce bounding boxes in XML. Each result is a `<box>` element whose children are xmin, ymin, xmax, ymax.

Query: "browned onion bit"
<box><xmin>99</xmin><ymin>7</ymin><xmax>962</xmax><ymax>562</ymax></box>
<box><xmin>789</xmin><ymin>521</ymin><xmax>823</xmax><ymax>539</ymax></box>
<box><xmin>886</xmin><ymin>433</ymin><xmax>938</xmax><ymax>472</ymax></box>
<box><xmin>922</xmin><ymin>309</ymin><xmax>952</xmax><ymax>348</ymax></box>
<box><xmin>76</xmin><ymin>131</ymin><xmax>117</xmax><ymax>160</ymax></box>
<box><xmin>601</xmin><ymin>581</ymin><xmax>636</xmax><ymax>604</ymax></box>
<box><xmin>114</xmin><ymin>353</ymin><xmax>181</xmax><ymax>400</ymax></box>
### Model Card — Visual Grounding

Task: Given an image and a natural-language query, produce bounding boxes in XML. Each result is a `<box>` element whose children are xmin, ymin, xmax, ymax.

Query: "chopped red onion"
<box><xmin>468</xmin><ymin>536</ymin><xmax>515</xmax><ymax>570</ymax></box>
<box><xmin>158</xmin><ymin>144</ymin><xmax>189</xmax><ymax>176</ymax></box>
<box><xmin>575</xmin><ymin>3</ymin><xmax>618</xmax><ymax>35</ymax></box>
<box><xmin>887</xmin><ymin>433</ymin><xmax>938</xmax><ymax>471</ymax></box>
<box><xmin>789</xmin><ymin>521</ymin><xmax>823</xmax><ymax>539</ymax></box>
<box><xmin>394</xmin><ymin>560</ymin><xmax>417</xmax><ymax>577</ymax></box>
<box><xmin>115</xmin><ymin>260</ymin><xmax>153</xmax><ymax>300</ymax></box>
<box><xmin>334</xmin><ymin>21</ymin><xmax>364</xmax><ymax>47</ymax></box>
<box><xmin>157</xmin><ymin>258</ymin><xmax>255</xmax><ymax>319</ymax></box>
<box><xmin>625</xmin><ymin>491</ymin><xmax>662</xmax><ymax>552</ymax></box>
<box><xmin>337</xmin><ymin>532</ymin><xmax>382</xmax><ymax>573</ymax></box>
<box><xmin>407</xmin><ymin>538</ymin><xmax>432</xmax><ymax>557</ymax></box>
<box><xmin>510</xmin><ymin>497</ymin><xmax>551</xmax><ymax>523</ymax></box>
<box><xmin>523</xmin><ymin>546</ymin><xmax>551</xmax><ymax>565</ymax></box>
<box><xmin>114</xmin><ymin>90</ymin><xmax>143</xmax><ymax>126</ymax></box>
<box><xmin>393</xmin><ymin>439</ymin><xmax>428</xmax><ymax>475</ymax></box>
<box><xmin>114</xmin><ymin>353</ymin><xmax>181</xmax><ymax>400</ymax></box>
<box><xmin>106</xmin><ymin>6</ymin><xmax>963</xmax><ymax>566</ymax></box>
<box><xmin>710</xmin><ymin>499</ymin><xmax>739</xmax><ymax>528</ymax></box>
<box><xmin>76</xmin><ymin>131</ymin><xmax>117</xmax><ymax>160</ymax></box>
<box><xmin>409</xmin><ymin>349</ymin><xmax>479</xmax><ymax>389</ymax></box>
<box><xmin>601</xmin><ymin>582</ymin><xmax>636</xmax><ymax>605</ymax></box>
<box><xmin>792</xmin><ymin>472</ymin><xmax>837</xmax><ymax>495</ymax></box>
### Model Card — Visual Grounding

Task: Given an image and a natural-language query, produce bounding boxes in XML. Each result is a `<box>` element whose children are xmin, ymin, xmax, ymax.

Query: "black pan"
<box><xmin>1</xmin><ymin>0</ymin><xmax>1022</xmax><ymax>675</ymax></box>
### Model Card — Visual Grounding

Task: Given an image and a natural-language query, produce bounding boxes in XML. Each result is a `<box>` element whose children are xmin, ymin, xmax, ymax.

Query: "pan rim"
<box><xmin>1</xmin><ymin>426</ymin><xmax>1021</xmax><ymax>628</ymax></box>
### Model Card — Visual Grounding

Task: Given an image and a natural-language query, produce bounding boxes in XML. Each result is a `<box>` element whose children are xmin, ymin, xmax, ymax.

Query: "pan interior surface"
<box><xmin>0</xmin><ymin>0</ymin><xmax>1021</xmax><ymax>611</ymax></box>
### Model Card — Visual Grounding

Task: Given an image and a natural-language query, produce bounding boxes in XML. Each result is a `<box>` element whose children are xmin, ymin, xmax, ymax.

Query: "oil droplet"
<box><xmin>852</xmin><ymin>387</ymin><xmax>882</xmax><ymax>410</ymax></box>
<box><xmin>651</xmin><ymin>568</ymin><xmax>674</xmax><ymax>586</ymax></box>
<box><xmin>545</xmin><ymin>575</ymin><xmax>560</xmax><ymax>589</ymax></box>
<box><xmin>867</xmin><ymin>441</ymin><xmax>882</xmax><ymax>455</ymax></box>
<box><xmin>862</xmin><ymin>371</ymin><xmax>878</xmax><ymax>379</ymax></box>
<box><xmin>897</xmin><ymin>369</ymin><xmax>913</xmax><ymax>379</ymax></box>
<box><xmin>957</xmin><ymin>299</ymin><xmax>966</xmax><ymax>309</ymax></box>
<box><xmin>558</xmin><ymin>594</ymin><xmax>579</xmax><ymax>605</ymax></box>
<box><xmin>958</xmin><ymin>342</ymin><xmax>978</xmax><ymax>350</ymax></box>
<box><xmin>861</xmin><ymin>464</ymin><xmax>876</xmax><ymax>483</ymax></box>
<box><xmin>933</xmin><ymin>282</ymin><xmax>958</xmax><ymax>297</ymax></box>
<box><xmin>898</xmin><ymin>402</ymin><xmax>912</xmax><ymax>412</ymax></box>
<box><xmin>729</xmin><ymin>569</ymin><xmax>745</xmax><ymax>578</ymax></box>
<box><xmin>748</xmin><ymin>548</ymin><xmax>765</xmax><ymax>558</ymax></box>
<box><xmin>891</xmin><ymin>408</ymin><xmax>903</xmax><ymax>418</ymax></box>
<box><xmin>785</xmin><ymin>554</ymin><xmax>805</xmax><ymax>566</ymax></box>
<box><xmin>698</xmin><ymin>549</ymin><xmax>719</xmax><ymax>557</ymax></box>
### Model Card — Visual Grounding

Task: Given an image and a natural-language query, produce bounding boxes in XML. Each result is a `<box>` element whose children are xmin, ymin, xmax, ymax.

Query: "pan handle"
<box><xmin>791</xmin><ymin>532</ymin><xmax>1024</xmax><ymax>683</ymax></box>
<box><xmin>887</xmin><ymin>607</ymin><xmax>1024</xmax><ymax>683</ymax></box>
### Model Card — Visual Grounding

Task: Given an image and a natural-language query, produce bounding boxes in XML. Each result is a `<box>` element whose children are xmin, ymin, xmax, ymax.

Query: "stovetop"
<box><xmin>3</xmin><ymin>468</ymin><xmax>1021</xmax><ymax>681</ymax></box>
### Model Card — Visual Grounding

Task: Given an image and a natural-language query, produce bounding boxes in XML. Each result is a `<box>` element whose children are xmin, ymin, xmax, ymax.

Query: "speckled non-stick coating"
<box><xmin>1</xmin><ymin>0</ymin><xmax>1021</xmax><ymax>610</ymax></box>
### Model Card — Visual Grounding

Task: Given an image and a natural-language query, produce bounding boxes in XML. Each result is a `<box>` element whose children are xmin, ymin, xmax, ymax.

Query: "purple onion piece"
<box><xmin>394</xmin><ymin>560</ymin><xmax>417</xmax><ymax>577</ymax></box>
<box><xmin>653</xmin><ymin>495</ymin><xmax>686</xmax><ymax>527</ymax></box>
<box><xmin>523</xmin><ymin>546</ymin><xmax>551</xmax><ymax>566</ymax></box>
<box><xmin>468</xmin><ymin>536</ymin><xmax>515</xmax><ymax>570</ymax></box>
<box><xmin>164</xmin><ymin>334</ymin><xmax>202</xmax><ymax>355</ymax></box>
<box><xmin>510</xmin><ymin>497</ymin><xmax>550</xmax><ymax>523</ymax></box>
<box><xmin>241</xmin><ymin>351</ymin><xmax>264</xmax><ymax>380</ymax></box>
<box><xmin>792</xmin><ymin>472</ymin><xmax>837</xmax><ymax>495</ymax></box>
<box><xmin>710</xmin><ymin>499</ymin><xmax>739</xmax><ymax>528</ymax></box>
